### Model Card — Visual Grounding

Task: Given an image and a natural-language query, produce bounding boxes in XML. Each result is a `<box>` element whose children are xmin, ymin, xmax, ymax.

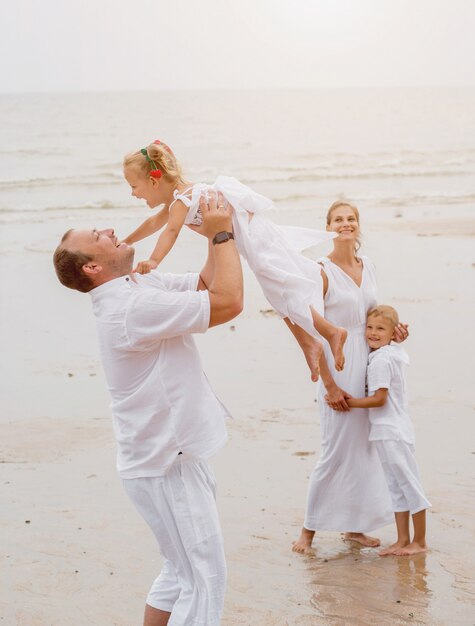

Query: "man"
<box><xmin>53</xmin><ymin>192</ymin><xmax>243</xmax><ymax>626</ymax></box>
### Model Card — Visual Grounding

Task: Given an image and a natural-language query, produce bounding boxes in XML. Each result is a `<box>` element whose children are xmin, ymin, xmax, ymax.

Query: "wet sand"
<box><xmin>1</xmin><ymin>208</ymin><xmax>474</xmax><ymax>625</ymax></box>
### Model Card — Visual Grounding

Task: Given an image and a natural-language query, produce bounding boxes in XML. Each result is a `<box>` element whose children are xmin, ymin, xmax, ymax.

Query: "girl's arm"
<box><xmin>123</xmin><ymin>205</ymin><xmax>169</xmax><ymax>245</ymax></box>
<box><xmin>134</xmin><ymin>200</ymin><xmax>188</xmax><ymax>274</ymax></box>
<box><xmin>346</xmin><ymin>388</ymin><xmax>388</xmax><ymax>409</ymax></box>
<box><xmin>149</xmin><ymin>200</ymin><xmax>188</xmax><ymax>265</ymax></box>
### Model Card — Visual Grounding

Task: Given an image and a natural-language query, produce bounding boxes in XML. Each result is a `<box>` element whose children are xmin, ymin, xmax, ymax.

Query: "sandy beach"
<box><xmin>1</xmin><ymin>200</ymin><xmax>474</xmax><ymax>625</ymax></box>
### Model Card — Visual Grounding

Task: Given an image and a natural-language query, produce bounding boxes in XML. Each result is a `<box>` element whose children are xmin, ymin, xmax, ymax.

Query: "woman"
<box><xmin>292</xmin><ymin>201</ymin><xmax>408</xmax><ymax>552</ymax></box>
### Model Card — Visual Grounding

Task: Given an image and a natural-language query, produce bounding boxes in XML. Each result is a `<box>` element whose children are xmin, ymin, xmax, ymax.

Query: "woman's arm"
<box><xmin>123</xmin><ymin>206</ymin><xmax>169</xmax><ymax>245</ymax></box>
<box><xmin>346</xmin><ymin>388</ymin><xmax>388</xmax><ymax>409</ymax></box>
<box><xmin>320</xmin><ymin>353</ymin><xmax>352</xmax><ymax>411</ymax></box>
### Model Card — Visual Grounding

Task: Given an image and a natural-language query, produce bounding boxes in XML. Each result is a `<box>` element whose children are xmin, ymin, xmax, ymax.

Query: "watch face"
<box><xmin>215</xmin><ymin>232</ymin><xmax>230</xmax><ymax>243</ymax></box>
<box><xmin>214</xmin><ymin>231</ymin><xmax>233</xmax><ymax>244</ymax></box>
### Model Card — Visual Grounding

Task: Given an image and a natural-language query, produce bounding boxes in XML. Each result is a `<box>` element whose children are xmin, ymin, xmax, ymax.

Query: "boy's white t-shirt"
<box><xmin>90</xmin><ymin>271</ymin><xmax>229</xmax><ymax>479</ymax></box>
<box><xmin>366</xmin><ymin>344</ymin><xmax>415</xmax><ymax>444</ymax></box>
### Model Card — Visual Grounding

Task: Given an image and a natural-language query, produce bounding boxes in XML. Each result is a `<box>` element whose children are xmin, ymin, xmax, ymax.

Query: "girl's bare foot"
<box><xmin>393</xmin><ymin>541</ymin><xmax>428</xmax><ymax>556</ymax></box>
<box><xmin>379</xmin><ymin>540</ymin><xmax>410</xmax><ymax>556</ymax></box>
<box><xmin>301</xmin><ymin>338</ymin><xmax>323</xmax><ymax>382</ymax></box>
<box><xmin>343</xmin><ymin>532</ymin><xmax>381</xmax><ymax>547</ymax></box>
<box><xmin>292</xmin><ymin>527</ymin><xmax>315</xmax><ymax>553</ymax></box>
<box><xmin>328</xmin><ymin>327</ymin><xmax>347</xmax><ymax>371</ymax></box>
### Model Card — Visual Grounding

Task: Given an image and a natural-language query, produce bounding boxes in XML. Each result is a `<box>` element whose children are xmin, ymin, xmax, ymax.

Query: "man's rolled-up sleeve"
<box><xmin>126</xmin><ymin>287</ymin><xmax>210</xmax><ymax>349</ymax></box>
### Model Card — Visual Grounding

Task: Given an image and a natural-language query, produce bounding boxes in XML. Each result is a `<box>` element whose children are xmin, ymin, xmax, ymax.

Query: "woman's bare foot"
<box><xmin>300</xmin><ymin>338</ymin><xmax>323</xmax><ymax>382</ymax></box>
<box><xmin>379</xmin><ymin>540</ymin><xmax>410</xmax><ymax>556</ymax></box>
<box><xmin>328</xmin><ymin>327</ymin><xmax>347</xmax><ymax>371</ymax></box>
<box><xmin>343</xmin><ymin>532</ymin><xmax>381</xmax><ymax>547</ymax></box>
<box><xmin>292</xmin><ymin>527</ymin><xmax>315</xmax><ymax>553</ymax></box>
<box><xmin>393</xmin><ymin>541</ymin><xmax>428</xmax><ymax>556</ymax></box>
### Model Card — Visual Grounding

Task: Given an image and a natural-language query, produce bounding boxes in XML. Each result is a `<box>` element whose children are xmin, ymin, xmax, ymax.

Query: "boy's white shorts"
<box><xmin>375</xmin><ymin>440</ymin><xmax>431</xmax><ymax>515</ymax></box>
<box><xmin>122</xmin><ymin>457</ymin><xmax>226</xmax><ymax>626</ymax></box>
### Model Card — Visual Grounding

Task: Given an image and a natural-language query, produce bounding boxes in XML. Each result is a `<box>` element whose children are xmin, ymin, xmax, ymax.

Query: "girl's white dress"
<box><xmin>304</xmin><ymin>256</ymin><xmax>393</xmax><ymax>532</ymax></box>
<box><xmin>173</xmin><ymin>176</ymin><xmax>336</xmax><ymax>336</ymax></box>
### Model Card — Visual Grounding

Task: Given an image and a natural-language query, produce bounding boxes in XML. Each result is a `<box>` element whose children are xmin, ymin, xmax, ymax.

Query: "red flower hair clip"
<box><xmin>150</xmin><ymin>169</ymin><xmax>162</xmax><ymax>179</ymax></box>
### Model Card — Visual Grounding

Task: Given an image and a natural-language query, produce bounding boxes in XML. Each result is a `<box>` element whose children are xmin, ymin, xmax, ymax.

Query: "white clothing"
<box><xmin>304</xmin><ymin>256</ymin><xmax>393</xmax><ymax>532</ymax></box>
<box><xmin>367</xmin><ymin>344</ymin><xmax>415</xmax><ymax>444</ymax></box>
<box><xmin>172</xmin><ymin>176</ymin><xmax>336</xmax><ymax>338</ymax></box>
<box><xmin>375</xmin><ymin>440</ymin><xmax>431</xmax><ymax>514</ymax></box>
<box><xmin>90</xmin><ymin>271</ymin><xmax>228</xmax><ymax>479</ymax></box>
<box><xmin>123</xmin><ymin>457</ymin><xmax>226</xmax><ymax>626</ymax></box>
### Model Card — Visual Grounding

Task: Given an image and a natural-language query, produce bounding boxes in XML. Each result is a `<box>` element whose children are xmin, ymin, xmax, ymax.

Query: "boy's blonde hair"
<box><xmin>123</xmin><ymin>140</ymin><xmax>185</xmax><ymax>184</ymax></box>
<box><xmin>367</xmin><ymin>305</ymin><xmax>399</xmax><ymax>328</ymax></box>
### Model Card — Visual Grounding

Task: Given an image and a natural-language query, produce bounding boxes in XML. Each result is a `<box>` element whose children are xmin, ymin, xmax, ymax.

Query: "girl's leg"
<box><xmin>284</xmin><ymin>318</ymin><xmax>322</xmax><ymax>382</ymax></box>
<box><xmin>393</xmin><ymin>510</ymin><xmax>428</xmax><ymax>556</ymax></box>
<box><xmin>292</xmin><ymin>527</ymin><xmax>315</xmax><ymax>553</ymax></box>
<box><xmin>310</xmin><ymin>306</ymin><xmax>347</xmax><ymax>371</ymax></box>
<box><xmin>379</xmin><ymin>511</ymin><xmax>410</xmax><ymax>556</ymax></box>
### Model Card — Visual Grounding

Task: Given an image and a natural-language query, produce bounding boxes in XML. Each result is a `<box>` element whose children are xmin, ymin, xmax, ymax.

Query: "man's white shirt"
<box><xmin>90</xmin><ymin>271</ymin><xmax>228</xmax><ymax>478</ymax></box>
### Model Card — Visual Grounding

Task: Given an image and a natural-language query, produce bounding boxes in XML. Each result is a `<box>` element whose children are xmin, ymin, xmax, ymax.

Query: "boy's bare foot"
<box><xmin>393</xmin><ymin>541</ymin><xmax>428</xmax><ymax>556</ymax></box>
<box><xmin>379</xmin><ymin>540</ymin><xmax>410</xmax><ymax>556</ymax></box>
<box><xmin>301</xmin><ymin>338</ymin><xmax>323</xmax><ymax>382</ymax></box>
<box><xmin>328</xmin><ymin>327</ymin><xmax>347</xmax><ymax>372</ymax></box>
<box><xmin>292</xmin><ymin>527</ymin><xmax>315</xmax><ymax>553</ymax></box>
<box><xmin>343</xmin><ymin>532</ymin><xmax>381</xmax><ymax>547</ymax></box>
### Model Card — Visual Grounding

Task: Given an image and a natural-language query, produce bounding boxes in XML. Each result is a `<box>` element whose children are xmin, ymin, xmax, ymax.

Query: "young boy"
<box><xmin>345</xmin><ymin>305</ymin><xmax>431</xmax><ymax>556</ymax></box>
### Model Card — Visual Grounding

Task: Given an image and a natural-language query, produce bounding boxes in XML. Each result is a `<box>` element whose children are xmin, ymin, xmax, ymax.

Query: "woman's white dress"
<box><xmin>173</xmin><ymin>176</ymin><xmax>336</xmax><ymax>338</ymax></box>
<box><xmin>304</xmin><ymin>256</ymin><xmax>393</xmax><ymax>532</ymax></box>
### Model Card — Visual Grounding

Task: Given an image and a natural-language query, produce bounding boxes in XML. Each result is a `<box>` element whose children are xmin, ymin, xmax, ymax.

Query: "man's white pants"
<box><xmin>122</xmin><ymin>457</ymin><xmax>226</xmax><ymax>626</ymax></box>
<box><xmin>374</xmin><ymin>440</ymin><xmax>431</xmax><ymax>515</ymax></box>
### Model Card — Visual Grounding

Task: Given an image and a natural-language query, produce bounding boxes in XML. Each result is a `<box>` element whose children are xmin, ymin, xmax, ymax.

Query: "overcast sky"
<box><xmin>1</xmin><ymin>0</ymin><xmax>474</xmax><ymax>93</ymax></box>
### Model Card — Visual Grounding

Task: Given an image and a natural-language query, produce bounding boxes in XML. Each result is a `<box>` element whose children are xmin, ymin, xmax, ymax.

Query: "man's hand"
<box><xmin>189</xmin><ymin>192</ymin><xmax>233</xmax><ymax>239</ymax></box>
<box><xmin>134</xmin><ymin>259</ymin><xmax>158</xmax><ymax>275</ymax></box>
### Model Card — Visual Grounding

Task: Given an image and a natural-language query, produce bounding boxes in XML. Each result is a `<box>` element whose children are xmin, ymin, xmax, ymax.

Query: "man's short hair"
<box><xmin>53</xmin><ymin>230</ymin><xmax>94</xmax><ymax>293</ymax></box>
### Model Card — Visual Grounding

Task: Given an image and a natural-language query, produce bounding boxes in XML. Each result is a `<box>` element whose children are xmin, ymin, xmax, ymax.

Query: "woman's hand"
<box><xmin>392</xmin><ymin>323</ymin><xmax>409</xmax><ymax>343</ymax></box>
<box><xmin>324</xmin><ymin>385</ymin><xmax>352</xmax><ymax>412</ymax></box>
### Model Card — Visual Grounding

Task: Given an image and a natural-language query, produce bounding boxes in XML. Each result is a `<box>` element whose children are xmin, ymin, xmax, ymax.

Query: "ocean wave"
<box><xmin>1</xmin><ymin>191</ymin><xmax>474</xmax><ymax>217</ymax></box>
<box><xmin>0</xmin><ymin>200</ymin><xmax>133</xmax><ymax>214</ymax></box>
<box><xmin>0</xmin><ymin>172</ymin><xmax>123</xmax><ymax>190</ymax></box>
<box><xmin>241</xmin><ymin>168</ymin><xmax>475</xmax><ymax>185</ymax></box>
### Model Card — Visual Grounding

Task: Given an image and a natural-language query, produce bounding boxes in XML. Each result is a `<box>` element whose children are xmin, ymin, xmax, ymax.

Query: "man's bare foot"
<box><xmin>343</xmin><ymin>532</ymin><xmax>381</xmax><ymax>547</ymax></box>
<box><xmin>393</xmin><ymin>541</ymin><xmax>428</xmax><ymax>556</ymax></box>
<box><xmin>301</xmin><ymin>338</ymin><xmax>323</xmax><ymax>382</ymax></box>
<box><xmin>379</xmin><ymin>540</ymin><xmax>410</xmax><ymax>556</ymax></box>
<box><xmin>292</xmin><ymin>527</ymin><xmax>315</xmax><ymax>554</ymax></box>
<box><xmin>328</xmin><ymin>327</ymin><xmax>347</xmax><ymax>372</ymax></box>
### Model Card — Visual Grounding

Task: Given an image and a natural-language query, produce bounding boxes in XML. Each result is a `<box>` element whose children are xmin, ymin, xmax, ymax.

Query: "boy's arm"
<box><xmin>123</xmin><ymin>206</ymin><xmax>169</xmax><ymax>245</ymax></box>
<box><xmin>347</xmin><ymin>388</ymin><xmax>388</xmax><ymax>409</ymax></box>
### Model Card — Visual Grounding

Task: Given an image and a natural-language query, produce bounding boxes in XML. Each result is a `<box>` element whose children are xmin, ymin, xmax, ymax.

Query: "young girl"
<box><xmin>122</xmin><ymin>139</ymin><xmax>347</xmax><ymax>379</ymax></box>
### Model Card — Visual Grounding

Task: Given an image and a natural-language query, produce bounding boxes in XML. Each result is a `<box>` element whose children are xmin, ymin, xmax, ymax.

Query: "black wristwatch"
<box><xmin>212</xmin><ymin>231</ymin><xmax>234</xmax><ymax>245</ymax></box>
